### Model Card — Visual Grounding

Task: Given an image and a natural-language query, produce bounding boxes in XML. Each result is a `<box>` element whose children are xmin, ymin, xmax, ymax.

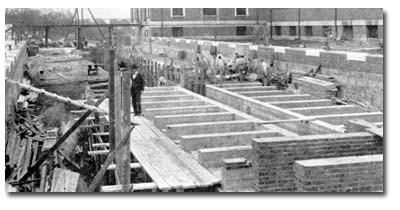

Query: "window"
<box><xmin>289</xmin><ymin>26</ymin><xmax>297</xmax><ymax>36</ymax></box>
<box><xmin>235</xmin><ymin>8</ymin><xmax>247</xmax><ymax>16</ymax></box>
<box><xmin>236</xmin><ymin>26</ymin><xmax>247</xmax><ymax>36</ymax></box>
<box><xmin>305</xmin><ymin>26</ymin><xmax>313</xmax><ymax>36</ymax></box>
<box><xmin>342</xmin><ymin>25</ymin><xmax>353</xmax><ymax>40</ymax></box>
<box><xmin>367</xmin><ymin>25</ymin><xmax>378</xmax><ymax>38</ymax></box>
<box><xmin>274</xmin><ymin>26</ymin><xmax>282</xmax><ymax>36</ymax></box>
<box><xmin>172</xmin><ymin>8</ymin><xmax>184</xmax><ymax>17</ymax></box>
<box><xmin>203</xmin><ymin>8</ymin><xmax>217</xmax><ymax>16</ymax></box>
<box><xmin>172</xmin><ymin>27</ymin><xmax>183</xmax><ymax>37</ymax></box>
<box><xmin>322</xmin><ymin>26</ymin><xmax>331</xmax><ymax>37</ymax></box>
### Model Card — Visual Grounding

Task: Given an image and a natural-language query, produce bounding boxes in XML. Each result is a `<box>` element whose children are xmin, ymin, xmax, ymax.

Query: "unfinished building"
<box><xmin>4</xmin><ymin>8</ymin><xmax>384</xmax><ymax>193</ymax></box>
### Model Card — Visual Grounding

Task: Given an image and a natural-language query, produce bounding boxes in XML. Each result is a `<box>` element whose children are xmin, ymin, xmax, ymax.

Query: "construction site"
<box><xmin>4</xmin><ymin>8</ymin><xmax>384</xmax><ymax>193</ymax></box>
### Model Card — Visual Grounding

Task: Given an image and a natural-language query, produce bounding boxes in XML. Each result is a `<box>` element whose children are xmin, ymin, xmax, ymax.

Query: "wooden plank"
<box><xmin>145</xmin><ymin>105</ymin><xmax>221</xmax><ymax>117</ymax></box>
<box><xmin>366</xmin><ymin>127</ymin><xmax>383</xmax><ymax>138</ymax></box>
<box><xmin>142</xmin><ymin>90</ymin><xmax>185</xmax><ymax>97</ymax></box>
<box><xmin>166</xmin><ymin>120</ymin><xmax>255</xmax><ymax>139</ymax></box>
<box><xmin>92</xmin><ymin>143</ymin><xmax>110</xmax><ymax>148</ymax></box>
<box><xmin>134</xmin><ymin>121</ymin><xmax>197</xmax><ymax>189</ymax></box>
<box><xmin>269</xmin><ymin>99</ymin><xmax>333</xmax><ymax>109</ymax></box>
<box><xmin>237</xmin><ymin>90</ymin><xmax>293</xmax><ymax>97</ymax></box>
<box><xmin>50</xmin><ymin>168</ymin><xmax>80</xmax><ymax>192</ymax></box>
<box><xmin>154</xmin><ymin>112</ymin><xmax>235</xmax><ymax>127</ymax></box>
<box><xmin>142</xmin><ymin>94</ymin><xmax>193</xmax><ymax>102</ymax></box>
<box><xmin>101</xmin><ymin>182</ymin><xmax>157</xmax><ymax>192</ymax></box>
<box><xmin>107</xmin><ymin>163</ymin><xmax>142</xmax><ymax>170</ymax></box>
<box><xmin>137</xmin><ymin>117</ymin><xmax>220</xmax><ymax>187</ymax></box>
<box><xmin>289</xmin><ymin>105</ymin><xmax>364</xmax><ymax>116</ymax></box>
<box><xmin>142</xmin><ymin>100</ymin><xmax>205</xmax><ymax>109</ymax></box>
<box><xmin>93</xmin><ymin>132</ymin><xmax>109</xmax><ymax>136</ymax></box>
<box><xmin>224</xmin><ymin>86</ymin><xmax>277</xmax><ymax>92</ymax></box>
<box><xmin>88</xmin><ymin>150</ymin><xmax>109</xmax><ymax>156</ymax></box>
<box><xmin>252</xmin><ymin>94</ymin><xmax>314</xmax><ymax>102</ymax></box>
<box><xmin>220</xmin><ymin>82</ymin><xmax>262</xmax><ymax>88</ymax></box>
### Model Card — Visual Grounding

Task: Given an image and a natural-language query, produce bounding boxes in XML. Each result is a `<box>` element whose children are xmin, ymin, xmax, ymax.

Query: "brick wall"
<box><xmin>252</xmin><ymin>132</ymin><xmax>383</xmax><ymax>192</ymax></box>
<box><xmin>137</xmin><ymin>37</ymin><xmax>383</xmax><ymax>110</ymax></box>
<box><xmin>294</xmin><ymin>154</ymin><xmax>383</xmax><ymax>192</ymax></box>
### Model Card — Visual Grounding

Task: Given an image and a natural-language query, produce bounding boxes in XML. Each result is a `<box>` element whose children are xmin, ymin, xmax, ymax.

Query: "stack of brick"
<box><xmin>294</xmin><ymin>154</ymin><xmax>383</xmax><ymax>192</ymax></box>
<box><xmin>292</xmin><ymin>76</ymin><xmax>338</xmax><ymax>99</ymax></box>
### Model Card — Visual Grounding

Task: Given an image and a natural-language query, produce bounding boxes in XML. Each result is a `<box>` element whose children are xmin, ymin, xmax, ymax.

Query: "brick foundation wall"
<box><xmin>252</xmin><ymin>132</ymin><xmax>383</xmax><ymax>192</ymax></box>
<box><xmin>140</xmin><ymin>37</ymin><xmax>383</xmax><ymax>111</ymax></box>
<box><xmin>294</xmin><ymin>154</ymin><xmax>383</xmax><ymax>192</ymax></box>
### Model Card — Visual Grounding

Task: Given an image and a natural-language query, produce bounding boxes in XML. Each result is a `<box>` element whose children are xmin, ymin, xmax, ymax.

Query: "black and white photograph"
<box><xmin>3</xmin><ymin>6</ymin><xmax>386</xmax><ymax>194</ymax></box>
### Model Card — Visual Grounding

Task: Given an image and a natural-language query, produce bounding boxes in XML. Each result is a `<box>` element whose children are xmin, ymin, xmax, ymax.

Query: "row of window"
<box><xmin>273</xmin><ymin>25</ymin><xmax>379</xmax><ymax>38</ymax></box>
<box><xmin>171</xmin><ymin>8</ymin><xmax>248</xmax><ymax>17</ymax></box>
<box><xmin>171</xmin><ymin>26</ymin><xmax>248</xmax><ymax>37</ymax></box>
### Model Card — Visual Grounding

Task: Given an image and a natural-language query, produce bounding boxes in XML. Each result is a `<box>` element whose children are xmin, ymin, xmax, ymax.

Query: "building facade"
<box><xmin>130</xmin><ymin>8</ymin><xmax>383</xmax><ymax>43</ymax></box>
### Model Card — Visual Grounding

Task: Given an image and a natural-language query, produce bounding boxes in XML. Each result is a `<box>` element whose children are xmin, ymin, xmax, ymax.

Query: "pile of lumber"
<box><xmin>292</xmin><ymin>76</ymin><xmax>338</xmax><ymax>99</ymax></box>
<box><xmin>291</xmin><ymin>69</ymin><xmax>337</xmax><ymax>83</ymax></box>
<box><xmin>6</xmin><ymin>111</ymin><xmax>45</xmax><ymax>192</ymax></box>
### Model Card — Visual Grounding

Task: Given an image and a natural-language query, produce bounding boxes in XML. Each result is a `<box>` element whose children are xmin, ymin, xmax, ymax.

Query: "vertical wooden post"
<box><xmin>45</xmin><ymin>26</ymin><xmax>49</xmax><ymax>48</ymax></box>
<box><xmin>108</xmin><ymin>48</ymin><xmax>116</xmax><ymax>151</ymax></box>
<box><xmin>155</xmin><ymin>62</ymin><xmax>159</xmax><ymax>86</ymax></box>
<box><xmin>120</xmin><ymin>71</ymin><xmax>131</xmax><ymax>192</ymax></box>
<box><xmin>200</xmin><ymin>63</ymin><xmax>205</xmax><ymax>96</ymax></box>
<box><xmin>180</xmin><ymin>65</ymin><xmax>186</xmax><ymax>88</ymax></box>
<box><xmin>150</xmin><ymin>60</ymin><xmax>154</xmax><ymax>87</ymax></box>
<box><xmin>77</xmin><ymin>26</ymin><xmax>82</xmax><ymax>50</ymax></box>
<box><xmin>194</xmin><ymin>62</ymin><xmax>199</xmax><ymax>94</ymax></box>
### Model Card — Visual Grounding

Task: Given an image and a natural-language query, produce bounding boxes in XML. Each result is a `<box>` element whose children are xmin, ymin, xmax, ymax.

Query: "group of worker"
<box><xmin>211</xmin><ymin>52</ymin><xmax>275</xmax><ymax>86</ymax></box>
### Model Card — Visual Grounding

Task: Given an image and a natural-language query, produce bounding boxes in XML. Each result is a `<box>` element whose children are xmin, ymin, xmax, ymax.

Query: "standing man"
<box><xmin>131</xmin><ymin>64</ymin><xmax>145</xmax><ymax>116</ymax></box>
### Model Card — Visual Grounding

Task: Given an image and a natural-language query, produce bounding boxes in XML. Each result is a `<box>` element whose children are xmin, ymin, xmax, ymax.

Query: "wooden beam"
<box><xmin>106</xmin><ymin>163</ymin><xmax>142</xmax><ymax>170</ymax></box>
<box><xmin>252</xmin><ymin>94</ymin><xmax>313</xmax><ymax>102</ymax></box>
<box><xmin>289</xmin><ymin>105</ymin><xmax>364</xmax><ymax>116</ymax></box>
<box><xmin>154</xmin><ymin>112</ymin><xmax>235</xmax><ymax>127</ymax></box>
<box><xmin>117</xmin><ymin>70</ymin><xmax>132</xmax><ymax>192</ymax></box>
<box><xmin>101</xmin><ymin>182</ymin><xmax>157</xmax><ymax>192</ymax></box>
<box><xmin>269</xmin><ymin>99</ymin><xmax>333</xmax><ymax>109</ymax></box>
<box><xmin>108</xmin><ymin>48</ymin><xmax>116</xmax><ymax>150</ymax></box>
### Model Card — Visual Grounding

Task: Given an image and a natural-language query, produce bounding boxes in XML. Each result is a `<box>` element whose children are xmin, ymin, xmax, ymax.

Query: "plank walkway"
<box><xmin>99</xmin><ymin>99</ymin><xmax>220</xmax><ymax>191</ymax></box>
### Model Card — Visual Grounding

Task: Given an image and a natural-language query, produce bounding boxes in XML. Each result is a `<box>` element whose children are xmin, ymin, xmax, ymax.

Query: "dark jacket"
<box><xmin>131</xmin><ymin>73</ymin><xmax>145</xmax><ymax>92</ymax></box>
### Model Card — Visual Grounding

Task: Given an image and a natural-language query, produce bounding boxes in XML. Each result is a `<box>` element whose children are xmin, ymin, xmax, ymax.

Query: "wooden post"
<box><xmin>120</xmin><ymin>71</ymin><xmax>131</xmax><ymax>192</ymax></box>
<box><xmin>155</xmin><ymin>62</ymin><xmax>159</xmax><ymax>86</ymax></box>
<box><xmin>194</xmin><ymin>62</ymin><xmax>200</xmax><ymax>94</ymax></box>
<box><xmin>45</xmin><ymin>26</ymin><xmax>49</xmax><ymax>48</ymax></box>
<box><xmin>108</xmin><ymin>48</ymin><xmax>116</xmax><ymax>151</ymax></box>
<box><xmin>150</xmin><ymin>60</ymin><xmax>154</xmax><ymax>87</ymax></box>
<box><xmin>77</xmin><ymin>26</ymin><xmax>82</xmax><ymax>50</ymax></box>
<box><xmin>200</xmin><ymin>63</ymin><xmax>205</xmax><ymax>96</ymax></box>
<box><xmin>180</xmin><ymin>65</ymin><xmax>185</xmax><ymax>88</ymax></box>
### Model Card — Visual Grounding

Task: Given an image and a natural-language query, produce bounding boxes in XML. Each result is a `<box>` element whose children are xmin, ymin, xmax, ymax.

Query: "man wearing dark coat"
<box><xmin>131</xmin><ymin>64</ymin><xmax>145</xmax><ymax>116</ymax></box>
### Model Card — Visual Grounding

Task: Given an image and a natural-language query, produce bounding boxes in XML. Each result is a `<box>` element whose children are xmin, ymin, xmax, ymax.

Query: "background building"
<box><xmin>130</xmin><ymin>8</ymin><xmax>383</xmax><ymax>43</ymax></box>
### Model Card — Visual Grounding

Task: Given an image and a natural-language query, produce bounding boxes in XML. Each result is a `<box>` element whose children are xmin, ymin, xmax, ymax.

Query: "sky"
<box><xmin>53</xmin><ymin>8</ymin><xmax>131</xmax><ymax>20</ymax></box>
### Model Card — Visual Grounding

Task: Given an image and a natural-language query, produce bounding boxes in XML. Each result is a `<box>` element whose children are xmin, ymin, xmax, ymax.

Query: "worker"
<box><xmin>131</xmin><ymin>64</ymin><xmax>145</xmax><ymax>116</ymax></box>
<box><xmin>260</xmin><ymin>59</ymin><xmax>269</xmax><ymax>86</ymax></box>
<box><xmin>235</xmin><ymin>55</ymin><xmax>248</xmax><ymax>81</ymax></box>
<box><xmin>215</xmin><ymin>54</ymin><xmax>225</xmax><ymax>83</ymax></box>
